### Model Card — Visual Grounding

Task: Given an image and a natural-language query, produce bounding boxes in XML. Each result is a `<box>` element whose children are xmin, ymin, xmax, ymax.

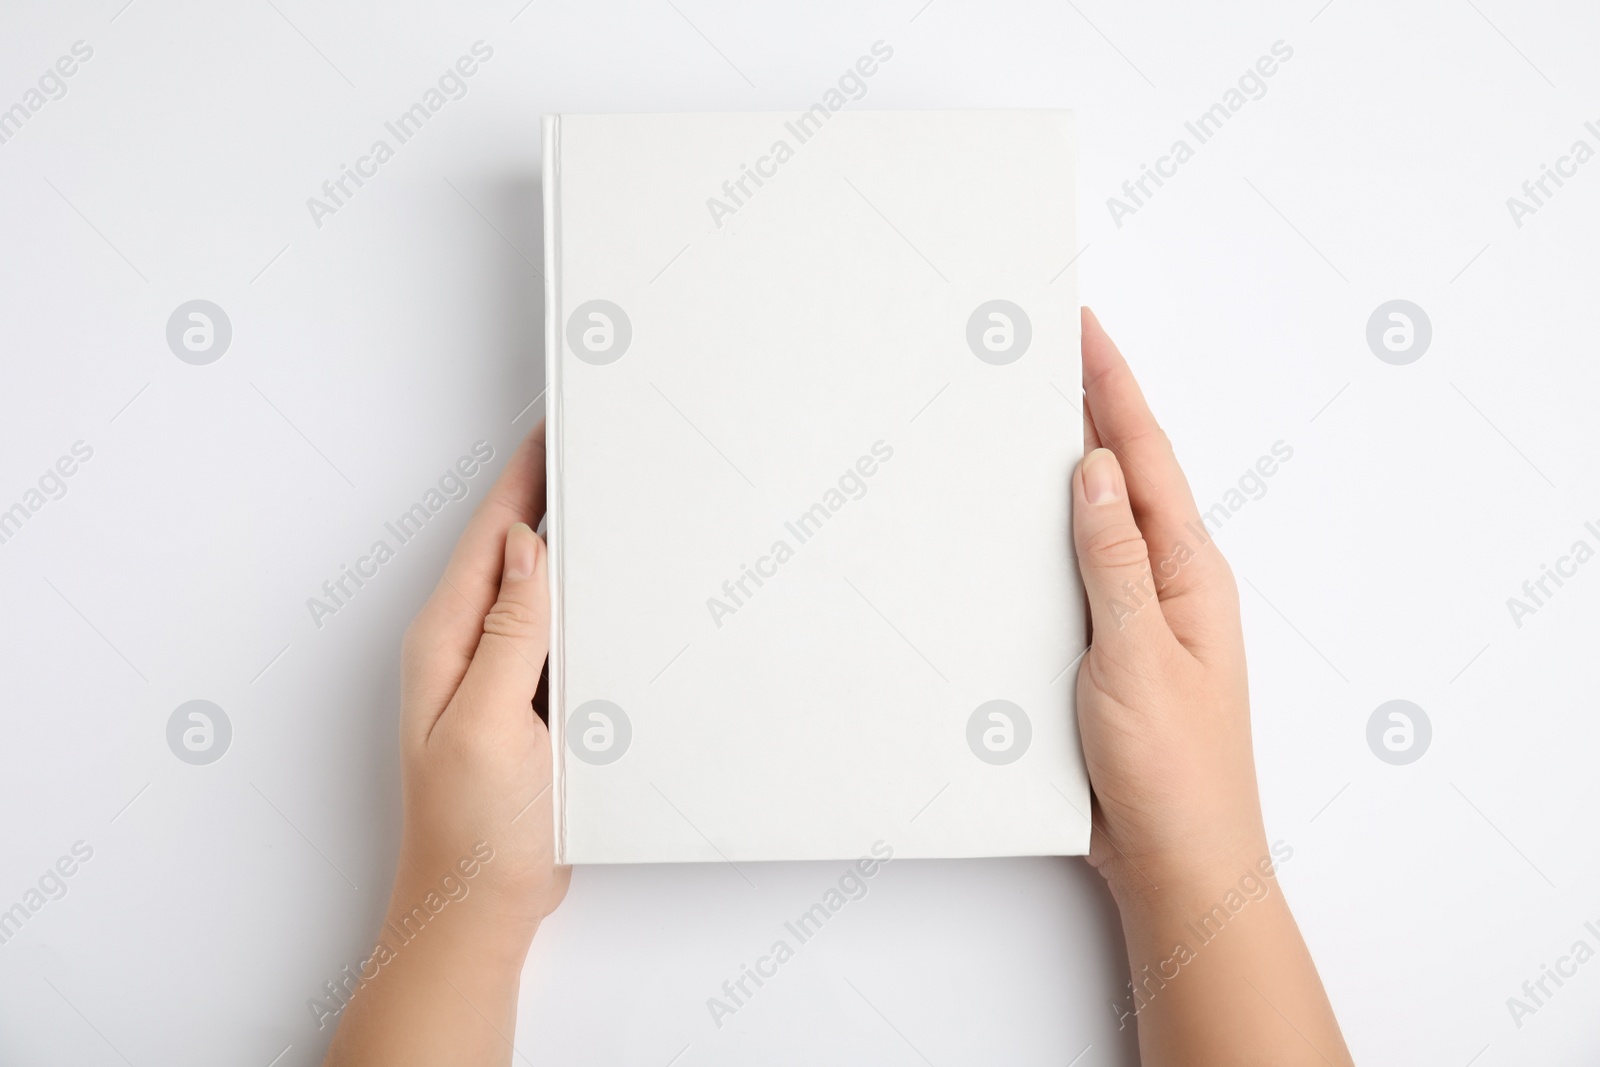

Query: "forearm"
<box><xmin>322</xmin><ymin>881</ymin><xmax>533</xmax><ymax>1067</ymax></box>
<box><xmin>324</xmin><ymin>435</ymin><xmax>564</xmax><ymax>1064</ymax></box>
<box><xmin>1109</xmin><ymin>842</ymin><xmax>1352</xmax><ymax>1067</ymax></box>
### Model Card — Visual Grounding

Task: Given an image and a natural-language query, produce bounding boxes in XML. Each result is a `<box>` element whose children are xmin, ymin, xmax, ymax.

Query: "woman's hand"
<box><xmin>394</xmin><ymin>426</ymin><xmax>568</xmax><ymax>942</ymax></box>
<box><xmin>1072</xmin><ymin>308</ymin><xmax>1265</xmax><ymax>897</ymax></box>
<box><xmin>324</xmin><ymin>426</ymin><xmax>568</xmax><ymax>1067</ymax></box>
<box><xmin>1072</xmin><ymin>309</ymin><xmax>1352</xmax><ymax>1066</ymax></box>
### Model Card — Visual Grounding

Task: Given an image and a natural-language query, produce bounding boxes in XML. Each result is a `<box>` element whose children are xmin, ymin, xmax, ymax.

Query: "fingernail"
<box><xmin>506</xmin><ymin>522</ymin><xmax>536</xmax><ymax>580</ymax></box>
<box><xmin>1082</xmin><ymin>448</ymin><xmax>1121</xmax><ymax>505</ymax></box>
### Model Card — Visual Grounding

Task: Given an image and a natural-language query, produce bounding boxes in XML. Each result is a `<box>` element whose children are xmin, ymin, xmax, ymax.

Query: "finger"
<box><xmin>436</xmin><ymin>425</ymin><xmax>547</xmax><ymax>622</ymax></box>
<box><xmin>403</xmin><ymin>426</ymin><xmax>546</xmax><ymax>725</ymax></box>
<box><xmin>1073</xmin><ymin>448</ymin><xmax>1177</xmax><ymax>658</ymax></box>
<box><xmin>447</xmin><ymin>522</ymin><xmax>550</xmax><ymax>735</ymax></box>
<box><xmin>1084</xmin><ymin>392</ymin><xmax>1103</xmax><ymax>451</ymax></box>
<box><xmin>1081</xmin><ymin>308</ymin><xmax>1234</xmax><ymax>634</ymax></box>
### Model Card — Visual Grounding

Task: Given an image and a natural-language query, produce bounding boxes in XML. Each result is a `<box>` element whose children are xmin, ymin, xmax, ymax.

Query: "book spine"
<box><xmin>542</xmin><ymin>113</ymin><xmax>567</xmax><ymax>864</ymax></box>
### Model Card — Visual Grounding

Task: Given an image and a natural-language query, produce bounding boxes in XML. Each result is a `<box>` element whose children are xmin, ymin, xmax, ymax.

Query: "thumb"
<box><xmin>1073</xmin><ymin>448</ymin><xmax>1174</xmax><ymax>653</ymax></box>
<box><xmin>456</xmin><ymin>522</ymin><xmax>550</xmax><ymax>725</ymax></box>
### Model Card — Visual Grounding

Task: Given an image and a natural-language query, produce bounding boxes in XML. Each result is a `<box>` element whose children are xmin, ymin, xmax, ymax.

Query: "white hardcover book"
<box><xmin>543</xmin><ymin>109</ymin><xmax>1087</xmax><ymax>864</ymax></box>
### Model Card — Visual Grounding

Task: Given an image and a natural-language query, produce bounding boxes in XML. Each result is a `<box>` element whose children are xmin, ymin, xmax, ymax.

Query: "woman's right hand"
<box><xmin>1071</xmin><ymin>307</ymin><xmax>1267</xmax><ymax>897</ymax></box>
<box><xmin>1069</xmin><ymin>308</ymin><xmax>1352</xmax><ymax>1066</ymax></box>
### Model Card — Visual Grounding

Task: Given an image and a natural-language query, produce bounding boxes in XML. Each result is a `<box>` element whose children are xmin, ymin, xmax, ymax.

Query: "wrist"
<box><xmin>1106</xmin><ymin>831</ymin><xmax>1288</xmax><ymax>921</ymax></box>
<box><xmin>321</xmin><ymin>875</ymin><xmax>531</xmax><ymax>1067</ymax></box>
<box><xmin>1095</xmin><ymin>782</ymin><xmax>1274</xmax><ymax>908</ymax></box>
<box><xmin>384</xmin><ymin>870</ymin><xmax>538</xmax><ymax>970</ymax></box>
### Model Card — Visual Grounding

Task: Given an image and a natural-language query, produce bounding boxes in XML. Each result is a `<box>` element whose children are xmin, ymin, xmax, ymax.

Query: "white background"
<box><xmin>1</xmin><ymin>1</ymin><xmax>1597</xmax><ymax>1064</ymax></box>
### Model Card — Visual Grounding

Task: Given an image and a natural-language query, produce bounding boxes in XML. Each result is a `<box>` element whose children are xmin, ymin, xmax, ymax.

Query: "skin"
<box><xmin>1075</xmin><ymin>308</ymin><xmax>1352</xmax><ymax>1066</ymax></box>
<box><xmin>322</xmin><ymin>431</ymin><xmax>567</xmax><ymax>1066</ymax></box>
<box><xmin>322</xmin><ymin>309</ymin><xmax>1352</xmax><ymax>1066</ymax></box>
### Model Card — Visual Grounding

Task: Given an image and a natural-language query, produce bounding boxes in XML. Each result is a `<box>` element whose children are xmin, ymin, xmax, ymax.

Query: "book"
<box><xmin>543</xmin><ymin>109</ymin><xmax>1088</xmax><ymax>864</ymax></box>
